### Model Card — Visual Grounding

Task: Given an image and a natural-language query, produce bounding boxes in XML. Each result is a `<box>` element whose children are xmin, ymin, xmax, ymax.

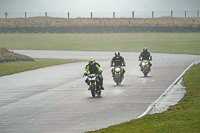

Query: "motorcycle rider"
<box><xmin>139</xmin><ymin>47</ymin><xmax>152</xmax><ymax>71</ymax></box>
<box><xmin>84</xmin><ymin>57</ymin><xmax>104</xmax><ymax>90</ymax></box>
<box><xmin>110</xmin><ymin>51</ymin><xmax>126</xmax><ymax>78</ymax></box>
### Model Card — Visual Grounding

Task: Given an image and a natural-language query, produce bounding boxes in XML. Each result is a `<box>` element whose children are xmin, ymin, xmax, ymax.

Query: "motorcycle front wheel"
<box><xmin>90</xmin><ymin>84</ymin><xmax>96</xmax><ymax>97</ymax></box>
<box><xmin>144</xmin><ymin>72</ymin><xmax>147</xmax><ymax>77</ymax></box>
<box><xmin>115</xmin><ymin>74</ymin><xmax>120</xmax><ymax>85</ymax></box>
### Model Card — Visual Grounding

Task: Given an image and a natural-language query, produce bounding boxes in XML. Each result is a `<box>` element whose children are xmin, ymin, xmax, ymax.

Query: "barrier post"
<box><xmin>132</xmin><ymin>11</ymin><xmax>134</xmax><ymax>18</ymax></box>
<box><xmin>197</xmin><ymin>10</ymin><xmax>199</xmax><ymax>18</ymax></box>
<box><xmin>5</xmin><ymin>12</ymin><xmax>8</xmax><ymax>19</ymax></box>
<box><xmin>185</xmin><ymin>11</ymin><xmax>186</xmax><ymax>18</ymax></box>
<box><xmin>25</xmin><ymin>12</ymin><xmax>26</xmax><ymax>19</ymax></box>
<box><xmin>171</xmin><ymin>11</ymin><xmax>173</xmax><ymax>18</ymax></box>
<box><xmin>68</xmin><ymin>12</ymin><xmax>69</xmax><ymax>19</ymax></box>
<box><xmin>113</xmin><ymin>12</ymin><xmax>115</xmax><ymax>18</ymax></box>
<box><xmin>152</xmin><ymin>11</ymin><xmax>154</xmax><ymax>18</ymax></box>
<box><xmin>91</xmin><ymin>12</ymin><xmax>92</xmax><ymax>18</ymax></box>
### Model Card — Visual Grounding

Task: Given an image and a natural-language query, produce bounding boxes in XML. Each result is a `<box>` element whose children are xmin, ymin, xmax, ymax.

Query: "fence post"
<box><xmin>25</xmin><ymin>12</ymin><xmax>26</xmax><ymax>19</ymax></box>
<box><xmin>91</xmin><ymin>12</ymin><xmax>92</xmax><ymax>18</ymax></box>
<box><xmin>68</xmin><ymin>12</ymin><xmax>69</xmax><ymax>19</ymax></box>
<box><xmin>185</xmin><ymin>11</ymin><xmax>186</xmax><ymax>18</ymax></box>
<box><xmin>198</xmin><ymin>10</ymin><xmax>199</xmax><ymax>18</ymax></box>
<box><xmin>45</xmin><ymin>12</ymin><xmax>47</xmax><ymax>17</ymax></box>
<box><xmin>171</xmin><ymin>11</ymin><xmax>173</xmax><ymax>18</ymax></box>
<box><xmin>113</xmin><ymin>12</ymin><xmax>115</xmax><ymax>18</ymax></box>
<box><xmin>5</xmin><ymin>12</ymin><xmax>8</xmax><ymax>19</ymax></box>
<box><xmin>132</xmin><ymin>11</ymin><xmax>134</xmax><ymax>18</ymax></box>
<box><xmin>152</xmin><ymin>11</ymin><xmax>154</xmax><ymax>18</ymax></box>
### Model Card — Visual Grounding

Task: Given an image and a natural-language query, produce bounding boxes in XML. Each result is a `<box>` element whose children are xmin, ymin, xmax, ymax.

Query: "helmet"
<box><xmin>115</xmin><ymin>51</ymin><xmax>120</xmax><ymax>57</ymax></box>
<box><xmin>89</xmin><ymin>57</ymin><xmax>95</xmax><ymax>65</ymax></box>
<box><xmin>143</xmin><ymin>47</ymin><xmax>148</xmax><ymax>52</ymax></box>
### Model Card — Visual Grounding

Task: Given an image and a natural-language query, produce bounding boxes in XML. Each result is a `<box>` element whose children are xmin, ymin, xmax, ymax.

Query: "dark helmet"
<box><xmin>89</xmin><ymin>57</ymin><xmax>95</xmax><ymax>65</ymax></box>
<box><xmin>115</xmin><ymin>51</ymin><xmax>120</xmax><ymax>57</ymax></box>
<box><xmin>143</xmin><ymin>47</ymin><xmax>148</xmax><ymax>52</ymax></box>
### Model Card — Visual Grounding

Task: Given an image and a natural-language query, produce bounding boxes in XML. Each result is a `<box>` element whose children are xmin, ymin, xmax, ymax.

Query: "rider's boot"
<box><xmin>122</xmin><ymin>73</ymin><xmax>124</xmax><ymax>79</ymax></box>
<box><xmin>101</xmin><ymin>85</ymin><xmax>104</xmax><ymax>90</ymax></box>
<box><xmin>100</xmin><ymin>83</ymin><xmax>104</xmax><ymax>90</ymax></box>
<box><xmin>87</xmin><ymin>82</ymin><xmax>90</xmax><ymax>90</ymax></box>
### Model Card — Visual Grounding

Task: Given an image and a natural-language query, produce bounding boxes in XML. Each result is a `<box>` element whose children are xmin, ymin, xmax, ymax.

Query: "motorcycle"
<box><xmin>84</xmin><ymin>73</ymin><xmax>101</xmax><ymax>97</ymax></box>
<box><xmin>112</xmin><ymin>65</ymin><xmax>124</xmax><ymax>85</ymax></box>
<box><xmin>139</xmin><ymin>60</ymin><xmax>150</xmax><ymax>77</ymax></box>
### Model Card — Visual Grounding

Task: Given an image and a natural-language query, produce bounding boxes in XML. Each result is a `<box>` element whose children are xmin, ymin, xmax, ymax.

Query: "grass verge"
<box><xmin>0</xmin><ymin>33</ymin><xmax>200</xmax><ymax>55</ymax></box>
<box><xmin>85</xmin><ymin>63</ymin><xmax>200</xmax><ymax>133</ymax></box>
<box><xmin>0</xmin><ymin>58</ymin><xmax>86</xmax><ymax>77</ymax></box>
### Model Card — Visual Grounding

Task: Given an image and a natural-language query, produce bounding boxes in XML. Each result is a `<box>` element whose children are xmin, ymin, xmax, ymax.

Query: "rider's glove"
<box><xmin>98</xmin><ymin>71</ymin><xmax>102</xmax><ymax>74</ymax></box>
<box><xmin>84</xmin><ymin>73</ymin><xmax>88</xmax><ymax>76</ymax></box>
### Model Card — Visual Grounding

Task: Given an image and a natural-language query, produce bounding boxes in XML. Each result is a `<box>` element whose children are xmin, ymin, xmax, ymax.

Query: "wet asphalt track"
<box><xmin>0</xmin><ymin>50</ymin><xmax>200</xmax><ymax>133</ymax></box>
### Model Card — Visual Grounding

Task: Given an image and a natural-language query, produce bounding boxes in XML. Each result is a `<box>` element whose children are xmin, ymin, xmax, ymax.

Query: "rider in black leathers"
<box><xmin>110</xmin><ymin>51</ymin><xmax>126</xmax><ymax>78</ymax></box>
<box><xmin>139</xmin><ymin>47</ymin><xmax>152</xmax><ymax>71</ymax></box>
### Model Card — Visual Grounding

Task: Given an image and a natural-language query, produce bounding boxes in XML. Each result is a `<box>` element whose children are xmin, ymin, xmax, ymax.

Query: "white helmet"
<box><xmin>89</xmin><ymin>57</ymin><xmax>95</xmax><ymax>65</ymax></box>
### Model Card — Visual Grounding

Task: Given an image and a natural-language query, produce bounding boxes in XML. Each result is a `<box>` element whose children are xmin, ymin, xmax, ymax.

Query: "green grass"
<box><xmin>0</xmin><ymin>58</ymin><xmax>86</xmax><ymax>77</ymax></box>
<box><xmin>86</xmin><ymin>63</ymin><xmax>200</xmax><ymax>133</ymax></box>
<box><xmin>0</xmin><ymin>33</ymin><xmax>200</xmax><ymax>55</ymax></box>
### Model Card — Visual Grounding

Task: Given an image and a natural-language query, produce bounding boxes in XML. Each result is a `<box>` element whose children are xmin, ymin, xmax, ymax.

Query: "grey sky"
<box><xmin>0</xmin><ymin>0</ymin><xmax>199</xmax><ymax>18</ymax></box>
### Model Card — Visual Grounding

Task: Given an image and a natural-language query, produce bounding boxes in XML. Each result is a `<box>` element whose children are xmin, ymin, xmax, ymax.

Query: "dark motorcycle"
<box><xmin>84</xmin><ymin>73</ymin><xmax>101</xmax><ymax>97</ymax></box>
<box><xmin>112</xmin><ymin>65</ymin><xmax>124</xmax><ymax>85</ymax></box>
<box><xmin>139</xmin><ymin>60</ymin><xmax>150</xmax><ymax>77</ymax></box>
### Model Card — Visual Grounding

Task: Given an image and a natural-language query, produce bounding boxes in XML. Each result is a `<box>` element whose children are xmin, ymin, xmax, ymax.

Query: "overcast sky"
<box><xmin>0</xmin><ymin>0</ymin><xmax>199</xmax><ymax>18</ymax></box>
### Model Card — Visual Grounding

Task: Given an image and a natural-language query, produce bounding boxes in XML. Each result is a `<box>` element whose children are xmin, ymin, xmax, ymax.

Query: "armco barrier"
<box><xmin>0</xmin><ymin>26</ymin><xmax>200</xmax><ymax>33</ymax></box>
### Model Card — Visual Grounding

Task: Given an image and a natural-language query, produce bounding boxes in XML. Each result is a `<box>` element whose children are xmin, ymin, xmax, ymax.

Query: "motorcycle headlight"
<box><xmin>89</xmin><ymin>77</ymin><xmax>96</xmax><ymax>80</ymax></box>
<box><xmin>142</xmin><ymin>62</ymin><xmax>146</xmax><ymax>66</ymax></box>
<box><xmin>115</xmin><ymin>68</ymin><xmax>121</xmax><ymax>72</ymax></box>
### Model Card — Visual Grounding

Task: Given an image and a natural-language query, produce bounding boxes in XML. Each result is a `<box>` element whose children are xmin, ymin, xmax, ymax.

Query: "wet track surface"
<box><xmin>0</xmin><ymin>50</ymin><xmax>200</xmax><ymax>133</ymax></box>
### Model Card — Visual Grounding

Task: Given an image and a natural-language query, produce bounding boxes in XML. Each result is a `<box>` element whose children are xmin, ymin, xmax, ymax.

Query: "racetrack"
<box><xmin>0</xmin><ymin>51</ymin><xmax>200</xmax><ymax>133</ymax></box>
